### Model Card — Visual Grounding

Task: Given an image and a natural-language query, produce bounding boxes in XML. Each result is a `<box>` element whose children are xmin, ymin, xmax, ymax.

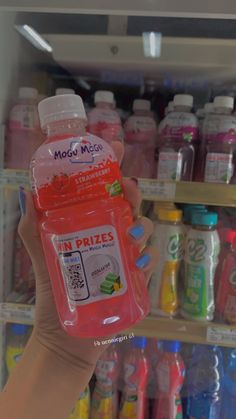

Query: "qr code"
<box><xmin>66</xmin><ymin>264</ymin><xmax>85</xmax><ymax>290</ymax></box>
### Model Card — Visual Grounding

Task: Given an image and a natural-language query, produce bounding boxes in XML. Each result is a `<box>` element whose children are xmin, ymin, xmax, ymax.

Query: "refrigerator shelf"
<box><xmin>1</xmin><ymin>302</ymin><xmax>236</xmax><ymax>348</ymax></box>
<box><xmin>1</xmin><ymin>169</ymin><xmax>236</xmax><ymax>207</ymax></box>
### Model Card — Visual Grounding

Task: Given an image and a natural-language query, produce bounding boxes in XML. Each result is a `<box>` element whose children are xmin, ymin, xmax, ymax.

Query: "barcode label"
<box><xmin>207</xmin><ymin>326</ymin><xmax>236</xmax><ymax>344</ymax></box>
<box><xmin>138</xmin><ymin>179</ymin><xmax>176</xmax><ymax>200</ymax></box>
<box><xmin>0</xmin><ymin>303</ymin><xmax>35</xmax><ymax>323</ymax></box>
<box><xmin>0</xmin><ymin>169</ymin><xmax>30</xmax><ymax>187</ymax></box>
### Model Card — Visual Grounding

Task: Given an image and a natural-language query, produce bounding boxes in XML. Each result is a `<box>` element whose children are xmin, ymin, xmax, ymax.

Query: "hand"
<box><xmin>18</xmin><ymin>143</ymin><xmax>158</xmax><ymax>374</ymax></box>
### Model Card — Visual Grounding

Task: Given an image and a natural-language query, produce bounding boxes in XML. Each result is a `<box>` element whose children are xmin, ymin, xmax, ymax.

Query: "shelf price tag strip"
<box><xmin>138</xmin><ymin>179</ymin><xmax>176</xmax><ymax>201</ymax></box>
<box><xmin>0</xmin><ymin>169</ymin><xmax>30</xmax><ymax>188</ymax></box>
<box><xmin>207</xmin><ymin>326</ymin><xmax>236</xmax><ymax>345</ymax></box>
<box><xmin>0</xmin><ymin>303</ymin><xmax>35</xmax><ymax>324</ymax></box>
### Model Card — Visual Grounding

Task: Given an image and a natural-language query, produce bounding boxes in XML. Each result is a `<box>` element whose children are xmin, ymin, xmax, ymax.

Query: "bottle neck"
<box><xmin>193</xmin><ymin>225</ymin><xmax>216</xmax><ymax>231</ymax></box>
<box><xmin>45</xmin><ymin>119</ymin><xmax>87</xmax><ymax>141</ymax></box>
<box><xmin>96</xmin><ymin>102</ymin><xmax>113</xmax><ymax>110</ymax></box>
<box><xmin>133</xmin><ymin>109</ymin><xmax>150</xmax><ymax>117</ymax></box>
<box><xmin>214</xmin><ymin>107</ymin><xmax>232</xmax><ymax>115</ymax></box>
<box><xmin>174</xmin><ymin>105</ymin><xmax>191</xmax><ymax>112</ymax></box>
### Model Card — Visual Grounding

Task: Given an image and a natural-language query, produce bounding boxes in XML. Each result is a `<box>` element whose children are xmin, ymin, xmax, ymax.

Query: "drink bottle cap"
<box><xmin>214</xmin><ymin>96</ymin><xmax>234</xmax><ymax>110</ymax></box>
<box><xmin>163</xmin><ymin>340</ymin><xmax>181</xmax><ymax>353</ymax></box>
<box><xmin>192</xmin><ymin>211</ymin><xmax>218</xmax><ymax>226</ymax></box>
<box><xmin>133</xmin><ymin>99</ymin><xmax>151</xmax><ymax>111</ymax></box>
<box><xmin>132</xmin><ymin>336</ymin><xmax>147</xmax><ymax>349</ymax></box>
<box><xmin>11</xmin><ymin>323</ymin><xmax>29</xmax><ymax>335</ymax></box>
<box><xmin>183</xmin><ymin>205</ymin><xmax>207</xmax><ymax>223</ymax></box>
<box><xmin>226</xmin><ymin>230</ymin><xmax>236</xmax><ymax>247</ymax></box>
<box><xmin>56</xmin><ymin>88</ymin><xmax>75</xmax><ymax>95</ymax></box>
<box><xmin>204</xmin><ymin>102</ymin><xmax>214</xmax><ymax>113</ymax></box>
<box><xmin>154</xmin><ymin>202</ymin><xmax>176</xmax><ymax>215</ymax></box>
<box><xmin>158</xmin><ymin>208</ymin><xmax>182</xmax><ymax>222</ymax></box>
<box><xmin>19</xmin><ymin>87</ymin><xmax>38</xmax><ymax>100</ymax></box>
<box><xmin>38</xmin><ymin>94</ymin><xmax>87</xmax><ymax>129</ymax></box>
<box><xmin>94</xmin><ymin>90</ymin><xmax>114</xmax><ymax>105</ymax></box>
<box><xmin>173</xmin><ymin>94</ymin><xmax>193</xmax><ymax>108</ymax></box>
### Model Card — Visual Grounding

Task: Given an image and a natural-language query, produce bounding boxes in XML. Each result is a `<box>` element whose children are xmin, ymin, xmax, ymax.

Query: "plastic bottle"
<box><xmin>87</xmin><ymin>90</ymin><xmax>123</xmax><ymax>144</ymax></box>
<box><xmin>194</xmin><ymin>102</ymin><xmax>214</xmax><ymax>181</ymax></box>
<box><xmin>56</xmin><ymin>88</ymin><xmax>75</xmax><ymax>95</ymax></box>
<box><xmin>5</xmin><ymin>323</ymin><xmax>31</xmax><ymax>375</ymax></box>
<box><xmin>122</xmin><ymin>99</ymin><xmax>157</xmax><ymax>179</ymax></box>
<box><xmin>182</xmin><ymin>212</ymin><xmax>220</xmax><ymax>321</ymax></box>
<box><xmin>149</xmin><ymin>209</ymin><xmax>184</xmax><ymax>317</ymax></box>
<box><xmin>153</xmin><ymin>340</ymin><xmax>185</xmax><ymax>419</ymax></box>
<box><xmin>147</xmin><ymin>338</ymin><xmax>162</xmax><ymax>399</ymax></box>
<box><xmin>6</xmin><ymin>87</ymin><xmax>42</xmax><ymax>169</ymax></box>
<box><xmin>32</xmin><ymin>95</ymin><xmax>149</xmax><ymax>338</ymax></box>
<box><xmin>69</xmin><ymin>387</ymin><xmax>90</xmax><ymax>419</ymax></box>
<box><xmin>91</xmin><ymin>344</ymin><xmax>119</xmax><ymax>419</ymax></box>
<box><xmin>222</xmin><ymin>348</ymin><xmax>236</xmax><ymax>419</ymax></box>
<box><xmin>157</xmin><ymin>94</ymin><xmax>198</xmax><ymax>181</ymax></box>
<box><xmin>182</xmin><ymin>205</ymin><xmax>207</xmax><ymax>235</ymax></box>
<box><xmin>187</xmin><ymin>344</ymin><xmax>223</xmax><ymax>419</ymax></box>
<box><xmin>119</xmin><ymin>336</ymin><xmax>149</xmax><ymax>419</ymax></box>
<box><xmin>216</xmin><ymin>230</ymin><xmax>236</xmax><ymax>324</ymax></box>
<box><xmin>203</xmin><ymin>96</ymin><xmax>236</xmax><ymax>184</ymax></box>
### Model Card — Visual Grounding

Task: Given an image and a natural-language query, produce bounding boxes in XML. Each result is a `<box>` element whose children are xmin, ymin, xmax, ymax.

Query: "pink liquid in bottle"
<box><xmin>87</xmin><ymin>90</ymin><xmax>123</xmax><ymax>144</ymax></box>
<box><xmin>6</xmin><ymin>87</ymin><xmax>44</xmax><ymax>169</ymax></box>
<box><xmin>119</xmin><ymin>336</ymin><xmax>149</xmax><ymax>419</ymax></box>
<box><xmin>203</xmin><ymin>96</ymin><xmax>236</xmax><ymax>184</ymax></box>
<box><xmin>194</xmin><ymin>102</ymin><xmax>214</xmax><ymax>181</ymax></box>
<box><xmin>31</xmin><ymin>94</ymin><xmax>149</xmax><ymax>338</ymax></box>
<box><xmin>91</xmin><ymin>343</ymin><xmax>120</xmax><ymax>419</ymax></box>
<box><xmin>153</xmin><ymin>340</ymin><xmax>185</xmax><ymax>419</ymax></box>
<box><xmin>121</xmin><ymin>99</ymin><xmax>157</xmax><ymax>179</ymax></box>
<box><xmin>157</xmin><ymin>94</ymin><xmax>198</xmax><ymax>181</ymax></box>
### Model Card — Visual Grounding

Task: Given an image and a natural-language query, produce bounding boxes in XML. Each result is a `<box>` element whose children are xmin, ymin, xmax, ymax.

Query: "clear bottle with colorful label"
<box><xmin>203</xmin><ymin>96</ymin><xmax>236</xmax><ymax>184</ymax></box>
<box><xmin>223</xmin><ymin>349</ymin><xmax>236</xmax><ymax>419</ymax></box>
<box><xmin>149</xmin><ymin>208</ymin><xmax>184</xmax><ymax>317</ymax></box>
<box><xmin>157</xmin><ymin>94</ymin><xmax>198</xmax><ymax>181</ymax></box>
<box><xmin>122</xmin><ymin>99</ymin><xmax>157</xmax><ymax>178</ymax></box>
<box><xmin>32</xmin><ymin>95</ymin><xmax>149</xmax><ymax>338</ymax></box>
<box><xmin>91</xmin><ymin>344</ymin><xmax>119</xmax><ymax>419</ymax></box>
<box><xmin>5</xmin><ymin>323</ymin><xmax>31</xmax><ymax>375</ymax></box>
<box><xmin>153</xmin><ymin>340</ymin><xmax>185</xmax><ymax>419</ymax></box>
<box><xmin>69</xmin><ymin>387</ymin><xmax>90</xmax><ymax>419</ymax></box>
<box><xmin>182</xmin><ymin>212</ymin><xmax>220</xmax><ymax>321</ymax></box>
<box><xmin>87</xmin><ymin>90</ymin><xmax>123</xmax><ymax>144</ymax></box>
<box><xmin>119</xmin><ymin>337</ymin><xmax>149</xmax><ymax>419</ymax></box>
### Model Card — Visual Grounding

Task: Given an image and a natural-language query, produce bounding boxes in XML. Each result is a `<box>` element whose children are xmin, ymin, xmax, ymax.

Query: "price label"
<box><xmin>0</xmin><ymin>169</ymin><xmax>30</xmax><ymax>188</ymax></box>
<box><xmin>207</xmin><ymin>326</ymin><xmax>236</xmax><ymax>345</ymax></box>
<box><xmin>0</xmin><ymin>303</ymin><xmax>35</xmax><ymax>324</ymax></box>
<box><xmin>138</xmin><ymin>179</ymin><xmax>176</xmax><ymax>201</ymax></box>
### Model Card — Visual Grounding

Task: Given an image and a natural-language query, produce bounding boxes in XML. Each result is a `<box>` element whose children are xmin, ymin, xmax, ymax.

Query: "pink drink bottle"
<box><xmin>157</xmin><ymin>94</ymin><xmax>198</xmax><ymax>181</ymax></box>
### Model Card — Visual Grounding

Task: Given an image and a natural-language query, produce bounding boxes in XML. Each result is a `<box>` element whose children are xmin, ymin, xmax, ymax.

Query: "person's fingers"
<box><xmin>128</xmin><ymin>216</ymin><xmax>154</xmax><ymax>249</ymax></box>
<box><xmin>135</xmin><ymin>246</ymin><xmax>158</xmax><ymax>286</ymax></box>
<box><xmin>122</xmin><ymin>178</ymin><xmax>142</xmax><ymax>218</ymax></box>
<box><xmin>110</xmin><ymin>141</ymin><xmax>124</xmax><ymax>165</ymax></box>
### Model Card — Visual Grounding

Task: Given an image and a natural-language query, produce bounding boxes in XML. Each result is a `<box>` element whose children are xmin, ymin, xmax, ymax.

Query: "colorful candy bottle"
<box><xmin>87</xmin><ymin>90</ymin><xmax>123</xmax><ymax>144</ymax></box>
<box><xmin>69</xmin><ymin>387</ymin><xmax>90</xmax><ymax>419</ymax></box>
<box><xmin>32</xmin><ymin>95</ymin><xmax>149</xmax><ymax>338</ymax></box>
<box><xmin>122</xmin><ymin>99</ymin><xmax>157</xmax><ymax>178</ymax></box>
<box><xmin>203</xmin><ymin>96</ymin><xmax>236</xmax><ymax>184</ymax></box>
<box><xmin>119</xmin><ymin>337</ymin><xmax>149</xmax><ymax>419</ymax></box>
<box><xmin>153</xmin><ymin>340</ymin><xmax>185</xmax><ymax>419</ymax></box>
<box><xmin>216</xmin><ymin>230</ymin><xmax>236</xmax><ymax>324</ymax></box>
<box><xmin>5</xmin><ymin>323</ymin><xmax>31</xmax><ymax>375</ymax></box>
<box><xmin>182</xmin><ymin>212</ymin><xmax>220</xmax><ymax>321</ymax></box>
<box><xmin>91</xmin><ymin>344</ymin><xmax>119</xmax><ymax>419</ymax></box>
<box><xmin>6</xmin><ymin>87</ymin><xmax>43</xmax><ymax>169</ymax></box>
<box><xmin>149</xmin><ymin>209</ymin><xmax>184</xmax><ymax>317</ymax></box>
<box><xmin>157</xmin><ymin>94</ymin><xmax>198</xmax><ymax>181</ymax></box>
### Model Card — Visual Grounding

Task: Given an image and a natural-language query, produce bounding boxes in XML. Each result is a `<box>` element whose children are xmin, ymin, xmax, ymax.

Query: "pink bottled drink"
<box><xmin>119</xmin><ymin>337</ymin><xmax>149</xmax><ymax>419</ymax></box>
<box><xmin>121</xmin><ymin>99</ymin><xmax>157</xmax><ymax>178</ymax></box>
<box><xmin>31</xmin><ymin>94</ymin><xmax>149</xmax><ymax>338</ymax></box>
<box><xmin>157</xmin><ymin>94</ymin><xmax>198</xmax><ymax>181</ymax></box>
<box><xmin>91</xmin><ymin>344</ymin><xmax>120</xmax><ymax>418</ymax></box>
<box><xmin>6</xmin><ymin>87</ymin><xmax>43</xmax><ymax>169</ymax></box>
<box><xmin>153</xmin><ymin>340</ymin><xmax>185</xmax><ymax>419</ymax></box>
<box><xmin>194</xmin><ymin>102</ymin><xmax>214</xmax><ymax>181</ymax></box>
<box><xmin>87</xmin><ymin>90</ymin><xmax>123</xmax><ymax>144</ymax></box>
<box><xmin>203</xmin><ymin>96</ymin><xmax>236</xmax><ymax>184</ymax></box>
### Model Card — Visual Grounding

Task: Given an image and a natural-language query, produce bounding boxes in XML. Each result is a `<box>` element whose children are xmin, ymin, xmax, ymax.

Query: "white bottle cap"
<box><xmin>168</xmin><ymin>101</ymin><xmax>174</xmax><ymax>112</ymax></box>
<box><xmin>133</xmin><ymin>99</ymin><xmax>151</xmax><ymax>111</ymax></box>
<box><xmin>204</xmin><ymin>103</ymin><xmax>214</xmax><ymax>113</ymax></box>
<box><xmin>19</xmin><ymin>87</ymin><xmax>38</xmax><ymax>100</ymax></box>
<box><xmin>173</xmin><ymin>94</ymin><xmax>193</xmax><ymax>108</ymax></box>
<box><xmin>214</xmin><ymin>96</ymin><xmax>234</xmax><ymax>110</ymax></box>
<box><xmin>56</xmin><ymin>88</ymin><xmax>75</xmax><ymax>95</ymax></box>
<box><xmin>38</xmin><ymin>94</ymin><xmax>87</xmax><ymax>129</ymax></box>
<box><xmin>94</xmin><ymin>90</ymin><xmax>114</xmax><ymax>105</ymax></box>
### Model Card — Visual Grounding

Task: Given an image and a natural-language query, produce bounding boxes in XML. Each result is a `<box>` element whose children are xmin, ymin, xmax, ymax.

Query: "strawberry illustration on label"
<box><xmin>51</xmin><ymin>173</ymin><xmax>71</xmax><ymax>193</ymax></box>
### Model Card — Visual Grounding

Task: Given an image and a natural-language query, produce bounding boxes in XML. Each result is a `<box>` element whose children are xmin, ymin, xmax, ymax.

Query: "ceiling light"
<box><xmin>143</xmin><ymin>32</ymin><xmax>162</xmax><ymax>58</ymax></box>
<box><xmin>15</xmin><ymin>24</ymin><xmax>53</xmax><ymax>53</ymax></box>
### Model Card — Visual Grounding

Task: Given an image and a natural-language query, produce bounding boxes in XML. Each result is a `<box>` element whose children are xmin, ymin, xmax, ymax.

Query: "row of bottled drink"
<box><xmin>4</xmin><ymin>323</ymin><xmax>236</xmax><ymax>419</ymax></box>
<box><xmin>5</xmin><ymin>86</ymin><xmax>236</xmax><ymax>186</ymax></box>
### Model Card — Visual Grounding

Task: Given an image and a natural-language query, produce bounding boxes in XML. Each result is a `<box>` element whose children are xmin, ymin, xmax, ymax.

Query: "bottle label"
<box><xmin>88</xmin><ymin>109</ymin><xmax>123</xmax><ymax>142</ymax></box>
<box><xmin>6</xmin><ymin>346</ymin><xmax>24</xmax><ymax>374</ymax></box>
<box><xmin>95</xmin><ymin>358</ymin><xmax>117</xmax><ymax>388</ymax></box>
<box><xmin>69</xmin><ymin>387</ymin><xmax>90</xmax><ymax>419</ymax></box>
<box><xmin>157</xmin><ymin>151</ymin><xmax>183</xmax><ymax>181</ymax></box>
<box><xmin>125</xmin><ymin>116</ymin><xmax>157</xmax><ymax>141</ymax></box>
<box><xmin>204</xmin><ymin>152</ymin><xmax>234</xmax><ymax>183</ymax></box>
<box><xmin>54</xmin><ymin>225</ymin><xmax>127</xmax><ymax>306</ymax></box>
<box><xmin>9</xmin><ymin>105</ymin><xmax>38</xmax><ymax>130</ymax></box>
<box><xmin>204</xmin><ymin>114</ymin><xmax>236</xmax><ymax>142</ymax></box>
<box><xmin>160</xmin><ymin>112</ymin><xmax>198</xmax><ymax>141</ymax></box>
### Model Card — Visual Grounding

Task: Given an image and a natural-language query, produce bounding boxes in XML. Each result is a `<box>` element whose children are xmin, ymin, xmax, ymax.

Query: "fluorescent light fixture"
<box><xmin>142</xmin><ymin>32</ymin><xmax>162</xmax><ymax>58</ymax></box>
<box><xmin>15</xmin><ymin>24</ymin><xmax>53</xmax><ymax>53</ymax></box>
